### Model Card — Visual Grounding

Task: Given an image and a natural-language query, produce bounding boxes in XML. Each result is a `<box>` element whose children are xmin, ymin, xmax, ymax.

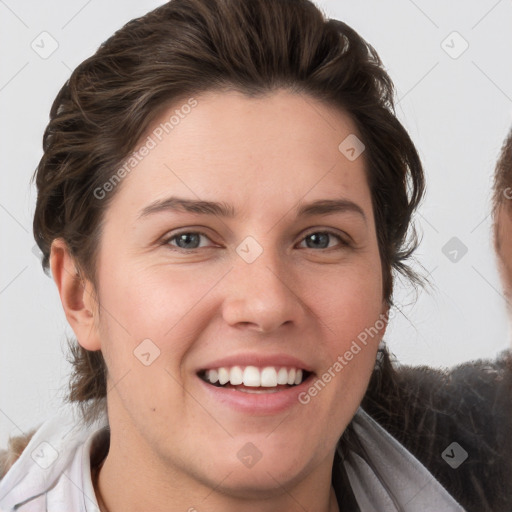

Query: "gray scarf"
<box><xmin>341</xmin><ymin>408</ymin><xmax>466</xmax><ymax>511</ymax></box>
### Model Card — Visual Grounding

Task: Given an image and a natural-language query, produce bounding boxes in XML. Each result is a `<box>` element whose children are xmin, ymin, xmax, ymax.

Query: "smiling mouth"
<box><xmin>197</xmin><ymin>365</ymin><xmax>312</xmax><ymax>393</ymax></box>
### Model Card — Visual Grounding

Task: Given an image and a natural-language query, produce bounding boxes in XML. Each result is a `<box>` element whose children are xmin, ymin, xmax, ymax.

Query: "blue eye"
<box><xmin>298</xmin><ymin>231</ymin><xmax>348</xmax><ymax>250</ymax></box>
<box><xmin>166</xmin><ymin>232</ymin><xmax>210</xmax><ymax>251</ymax></box>
<box><xmin>164</xmin><ymin>229</ymin><xmax>349</xmax><ymax>252</ymax></box>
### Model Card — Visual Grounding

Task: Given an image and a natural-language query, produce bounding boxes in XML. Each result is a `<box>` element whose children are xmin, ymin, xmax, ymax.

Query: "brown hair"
<box><xmin>32</xmin><ymin>0</ymin><xmax>425</xmax><ymax>426</ymax></box>
<box><xmin>492</xmin><ymin>125</ymin><xmax>512</xmax><ymax>252</ymax></box>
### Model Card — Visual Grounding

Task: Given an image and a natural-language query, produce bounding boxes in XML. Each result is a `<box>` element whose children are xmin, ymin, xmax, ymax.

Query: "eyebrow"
<box><xmin>138</xmin><ymin>196</ymin><xmax>367</xmax><ymax>223</ymax></box>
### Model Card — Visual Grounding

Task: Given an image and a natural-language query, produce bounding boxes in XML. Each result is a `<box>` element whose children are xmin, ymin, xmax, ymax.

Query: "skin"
<box><xmin>495</xmin><ymin>203</ymin><xmax>512</xmax><ymax>318</ymax></box>
<box><xmin>51</xmin><ymin>88</ymin><xmax>388</xmax><ymax>512</ymax></box>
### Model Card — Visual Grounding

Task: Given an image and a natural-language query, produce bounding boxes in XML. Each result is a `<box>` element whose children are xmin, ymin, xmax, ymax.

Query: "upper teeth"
<box><xmin>205</xmin><ymin>366</ymin><xmax>304</xmax><ymax>387</ymax></box>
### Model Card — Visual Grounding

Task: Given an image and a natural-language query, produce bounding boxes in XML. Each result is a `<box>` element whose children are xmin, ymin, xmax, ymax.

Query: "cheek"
<box><xmin>99</xmin><ymin>260</ymin><xmax>200</xmax><ymax>332</ymax></box>
<box><xmin>94</xmin><ymin>264</ymin><xmax>202</xmax><ymax>424</ymax></box>
<box><xmin>310</xmin><ymin>262</ymin><xmax>384</xmax><ymax>394</ymax></box>
<box><xmin>95</xmin><ymin>261</ymin><xmax>225</xmax><ymax>376</ymax></box>
<box><xmin>315</xmin><ymin>260</ymin><xmax>384</xmax><ymax>334</ymax></box>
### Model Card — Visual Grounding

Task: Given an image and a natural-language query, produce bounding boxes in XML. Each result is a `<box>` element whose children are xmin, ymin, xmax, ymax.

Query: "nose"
<box><xmin>221</xmin><ymin>244</ymin><xmax>306</xmax><ymax>334</ymax></box>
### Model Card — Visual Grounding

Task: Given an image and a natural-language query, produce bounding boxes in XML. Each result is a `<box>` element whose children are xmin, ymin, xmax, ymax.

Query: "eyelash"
<box><xmin>162</xmin><ymin>229</ymin><xmax>351</xmax><ymax>253</ymax></box>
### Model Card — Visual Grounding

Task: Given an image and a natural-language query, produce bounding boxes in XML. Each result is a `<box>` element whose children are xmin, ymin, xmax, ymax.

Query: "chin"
<box><xmin>201</xmin><ymin>458</ymin><xmax>312</xmax><ymax>500</ymax></box>
<box><xmin>202</xmin><ymin>435</ymin><xmax>319</xmax><ymax>490</ymax></box>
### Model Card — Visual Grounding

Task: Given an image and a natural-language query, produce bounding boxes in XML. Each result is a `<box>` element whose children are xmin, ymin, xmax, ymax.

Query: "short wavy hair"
<box><xmin>32</xmin><ymin>0</ymin><xmax>425</xmax><ymax>426</ymax></box>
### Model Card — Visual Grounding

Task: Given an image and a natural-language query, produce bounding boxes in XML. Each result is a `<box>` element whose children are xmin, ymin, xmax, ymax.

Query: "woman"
<box><xmin>0</xmin><ymin>0</ymin><xmax>510</xmax><ymax>510</ymax></box>
<box><xmin>493</xmin><ymin>124</ymin><xmax>512</xmax><ymax>317</ymax></box>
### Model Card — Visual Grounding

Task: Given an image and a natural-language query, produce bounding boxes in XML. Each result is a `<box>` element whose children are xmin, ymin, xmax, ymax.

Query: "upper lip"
<box><xmin>197</xmin><ymin>352</ymin><xmax>314</xmax><ymax>373</ymax></box>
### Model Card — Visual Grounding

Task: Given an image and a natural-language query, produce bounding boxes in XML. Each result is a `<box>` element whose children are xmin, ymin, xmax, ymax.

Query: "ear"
<box><xmin>50</xmin><ymin>238</ymin><xmax>101</xmax><ymax>351</ymax></box>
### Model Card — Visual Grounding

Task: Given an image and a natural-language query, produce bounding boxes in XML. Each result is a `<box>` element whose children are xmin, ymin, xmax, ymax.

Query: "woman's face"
<box><xmin>495</xmin><ymin>203</ymin><xmax>512</xmax><ymax>311</ymax></box>
<box><xmin>85</xmin><ymin>89</ymin><xmax>386</xmax><ymax>495</ymax></box>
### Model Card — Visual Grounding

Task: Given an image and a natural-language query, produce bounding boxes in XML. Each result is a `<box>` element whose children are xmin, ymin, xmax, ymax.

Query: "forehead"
<box><xmin>154</xmin><ymin>88</ymin><xmax>362</xmax><ymax>163</ymax></box>
<box><xmin>104</xmin><ymin>88</ymin><xmax>372</xmax><ymax>222</ymax></box>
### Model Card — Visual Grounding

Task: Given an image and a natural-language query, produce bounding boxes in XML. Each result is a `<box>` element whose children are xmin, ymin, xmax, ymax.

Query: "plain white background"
<box><xmin>1</xmin><ymin>0</ymin><xmax>512</xmax><ymax>447</ymax></box>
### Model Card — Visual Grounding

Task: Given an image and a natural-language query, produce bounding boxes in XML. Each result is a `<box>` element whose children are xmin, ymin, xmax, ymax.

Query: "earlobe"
<box><xmin>49</xmin><ymin>238</ymin><xmax>101</xmax><ymax>351</ymax></box>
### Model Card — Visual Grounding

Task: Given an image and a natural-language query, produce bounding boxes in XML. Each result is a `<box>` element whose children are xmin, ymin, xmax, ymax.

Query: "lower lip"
<box><xmin>196</xmin><ymin>374</ymin><xmax>315</xmax><ymax>415</ymax></box>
